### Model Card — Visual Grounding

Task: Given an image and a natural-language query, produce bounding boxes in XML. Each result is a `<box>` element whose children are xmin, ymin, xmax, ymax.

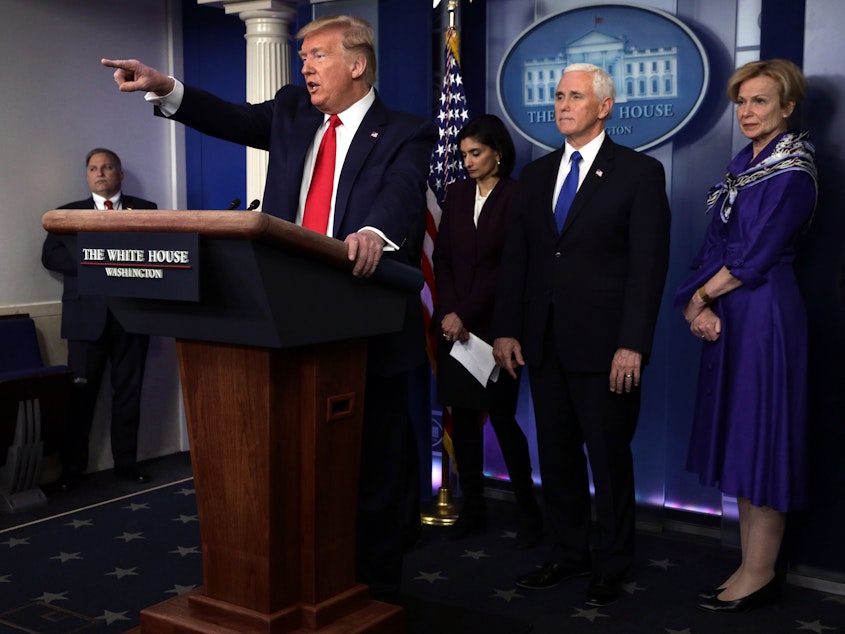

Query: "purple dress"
<box><xmin>675</xmin><ymin>131</ymin><xmax>817</xmax><ymax>512</ymax></box>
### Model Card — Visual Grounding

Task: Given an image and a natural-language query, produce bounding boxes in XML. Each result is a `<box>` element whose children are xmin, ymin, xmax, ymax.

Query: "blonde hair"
<box><xmin>727</xmin><ymin>58</ymin><xmax>806</xmax><ymax>108</ymax></box>
<box><xmin>297</xmin><ymin>15</ymin><xmax>377</xmax><ymax>86</ymax></box>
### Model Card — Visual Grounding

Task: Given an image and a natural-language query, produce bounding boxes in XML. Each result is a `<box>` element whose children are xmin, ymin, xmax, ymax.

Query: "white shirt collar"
<box><xmin>564</xmin><ymin>130</ymin><xmax>605</xmax><ymax>170</ymax></box>
<box><xmin>92</xmin><ymin>193</ymin><xmax>121</xmax><ymax>209</ymax></box>
<box><xmin>320</xmin><ymin>87</ymin><xmax>375</xmax><ymax>137</ymax></box>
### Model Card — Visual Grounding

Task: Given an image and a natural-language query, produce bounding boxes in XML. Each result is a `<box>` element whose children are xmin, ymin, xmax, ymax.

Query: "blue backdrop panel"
<box><xmin>182</xmin><ymin>1</ymin><xmax>247</xmax><ymax>211</ymax></box>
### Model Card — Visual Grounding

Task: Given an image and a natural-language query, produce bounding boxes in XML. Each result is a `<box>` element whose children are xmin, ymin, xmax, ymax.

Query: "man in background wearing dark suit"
<box><xmin>492</xmin><ymin>63</ymin><xmax>671</xmax><ymax>607</ymax></box>
<box><xmin>101</xmin><ymin>15</ymin><xmax>437</xmax><ymax>600</ymax></box>
<box><xmin>42</xmin><ymin>148</ymin><xmax>157</xmax><ymax>490</ymax></box>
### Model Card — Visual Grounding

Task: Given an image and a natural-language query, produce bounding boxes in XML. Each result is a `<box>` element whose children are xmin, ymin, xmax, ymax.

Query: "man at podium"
<box><xmin>102</xmin><ymin>15</ymin><xmax>437</xmax><ymax>601</ymax></box>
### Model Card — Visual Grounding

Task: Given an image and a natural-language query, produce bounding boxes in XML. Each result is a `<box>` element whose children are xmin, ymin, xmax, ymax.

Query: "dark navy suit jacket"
<box><xmin>41</xmin><ymin>194</ymin><xmax>158</xmax><ymax>341</ymax></box>
<box><xmin>166</xmin><ymin>85</ymin><xmax>438</xmax><ymax>375</ymax></box>
<box><xmin>492</xmin><ymin>136</ymin><xmax>671</xmax><ymax>372</ymax></box>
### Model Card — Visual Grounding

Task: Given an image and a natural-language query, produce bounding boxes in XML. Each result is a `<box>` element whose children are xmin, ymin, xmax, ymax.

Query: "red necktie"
<box><xmin>302</xmin><ymin>114</ymin><xmax>341</xmax><ymax>234</ymax></box>
<box><xmin>104</xmin><ymin>199</ymin><xmax>114</xmax><ymax>210</ymax></box>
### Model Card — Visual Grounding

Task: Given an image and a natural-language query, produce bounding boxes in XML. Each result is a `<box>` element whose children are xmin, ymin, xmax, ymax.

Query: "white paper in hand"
<box><xmin>449</xmin><ymin>333</ymin><xmax>501</xmax><ymax>386</ymax></box>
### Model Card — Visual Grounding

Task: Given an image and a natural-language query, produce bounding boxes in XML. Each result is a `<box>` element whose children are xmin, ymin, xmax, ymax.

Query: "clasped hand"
<box><xmin>688</xmin><ymin>307</ymin><xmax>722</xmax><ymax>343</ymax></box>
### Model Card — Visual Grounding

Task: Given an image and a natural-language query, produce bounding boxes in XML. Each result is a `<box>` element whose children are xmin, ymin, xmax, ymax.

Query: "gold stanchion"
<box><xmin>420</xmin><ymin>449</ymin><xmax>460</xmax><ymax>526</ymax></box>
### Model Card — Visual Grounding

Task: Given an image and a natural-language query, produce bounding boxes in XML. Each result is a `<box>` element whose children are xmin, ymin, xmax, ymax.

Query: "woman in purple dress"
<box><xmin>676</xmin><ymin>59</ymin><xmax>817</xmax><ymax>614</ymax></box>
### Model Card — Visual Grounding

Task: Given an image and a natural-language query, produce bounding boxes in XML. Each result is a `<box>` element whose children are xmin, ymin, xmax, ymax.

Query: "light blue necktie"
<box><xmin>554</xmin><ymin>150</ymin><xmax>581</xmax><ymax>234</ymax></box>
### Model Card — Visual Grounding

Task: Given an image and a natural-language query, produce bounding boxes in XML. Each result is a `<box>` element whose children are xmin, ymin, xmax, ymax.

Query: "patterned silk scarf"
<box><xmin>706</xmin><ymin>131</ymin><xmax>818</xmax><ymax>223</ymax></box>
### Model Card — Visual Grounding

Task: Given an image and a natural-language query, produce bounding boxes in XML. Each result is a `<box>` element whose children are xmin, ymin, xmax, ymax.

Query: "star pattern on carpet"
<box><xmin>570</xmin><ymin>607</ymin><xmax>609</xmax><ymax>622</ymax></box>
<box><xmin>2</xmin><ymin>536</ymin><xmax>29</xmax><ymax>547</ymax></box>
<box><xmin>415</xmin><ymin>571</ymin><xmax>448</xmax><ymax>583</ymax></box>
<box><xmin>795</xmin><ymin>619</ymin><xmax>838</xmax><ymax>632</ymax></box>
<box><xmin>106</xmin><ymin>566</ymin><xmax>139</xmax><ymax>579</ymax></box>
<box><xmin>33</xmin><ymin>591</ymin><xmax>68</xmax><ymax>603</ymax></box>
<box><xmin>623</xmin><ymin>580</ymin><xmax>646</xmax><ymax>595</ymax></box>
<box><xmin>173</xmin><ymin>514</ymin><xmax>198</xmax><ymax>524</ymax></box>
<box><xmin>490</xmin><ymin>588</ymin><xmax>524</xmax><ymax>602</ymax></box>
<box><xmin>98</xmin><ymin>610</ymin><xmax>131</xmax><ymax>625</ymax></box>
<box><xmin>2</xmin><ymin>470</ymin><xmax>842</xmax><ymax>634</ymax></box>
<box><xmin>648</xmin><ymin>558</ymin><xmax>678</xmax><ymax>570</ymax></box>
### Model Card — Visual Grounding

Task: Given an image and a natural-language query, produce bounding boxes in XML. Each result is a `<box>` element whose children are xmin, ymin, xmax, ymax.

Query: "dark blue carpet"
<box><xmin>0</xmin><ymin>453</ymin><xmax>843</xmax><ymax>634</ymax></box>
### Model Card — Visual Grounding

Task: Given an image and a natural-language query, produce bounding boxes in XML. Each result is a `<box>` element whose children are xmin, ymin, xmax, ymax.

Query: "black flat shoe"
<box><xmin>585</xmin><ymin>574</ymin><xmax>625</xmax><ymax>607</ymax></box>
<box><xmin>113</xmin><ymin>466</ymin><xmax>151</xmax><ymax>483</ymax></box>
<box><xmin>516</xmin><ymin>561</ymin><xmax>591</xmax><ymax>589</ymax></box>
<box><xmin>697</xmin><ymin>586</ymin><xmax>727</xmax><ymax>601</ymax></box>
<box><xmin>698</xmin><ymin>577</ymin><xmax>782</xmax><ymax>613</ymax></box>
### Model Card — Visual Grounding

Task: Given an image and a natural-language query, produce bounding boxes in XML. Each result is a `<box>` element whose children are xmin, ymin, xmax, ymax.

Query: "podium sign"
<box><xmin>77</xmin><ymin>231</ymin><xmax>200</xmax><ymax>301</ymax></box>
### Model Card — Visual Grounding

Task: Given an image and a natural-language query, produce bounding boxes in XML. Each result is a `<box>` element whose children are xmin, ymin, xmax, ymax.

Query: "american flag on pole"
<box><xmin>422</xmin><ymin>25</ymin><xmax>469</xmax><ymax>460</ymax></box>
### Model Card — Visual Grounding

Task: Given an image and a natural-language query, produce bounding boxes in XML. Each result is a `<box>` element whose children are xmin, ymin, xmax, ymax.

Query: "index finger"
<box><xmin>101</xmin><ymin>58</ymin><xmax>130</xmax><ymax>69</ymax></box>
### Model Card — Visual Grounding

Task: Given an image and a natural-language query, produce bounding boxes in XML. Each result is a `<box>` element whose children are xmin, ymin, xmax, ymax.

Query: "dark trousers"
<box><xmin>355</xmin><ymin>370</ymin><xmax>418</xmax><ymax>600</ymax></box>
<box><xmin>451</xmin><ymin>403</ymin><xmax>534</xmax><ymax>506</ymax></box>
<box><xmin>528</xmin><ymin>329</ymin><xmax>640</xmax><ymax>578</ymax></box>
<box><xmin>63</xmin><ymin>312</ymin><xmax>149</xmax><ymax>475</ymax></box>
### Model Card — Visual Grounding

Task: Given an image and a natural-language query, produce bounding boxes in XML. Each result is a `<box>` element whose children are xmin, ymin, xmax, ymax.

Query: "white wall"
<box><xmin>1</xmin><ymin>0</ymin><xmax>189</xmax><ymax>475</ymax></box>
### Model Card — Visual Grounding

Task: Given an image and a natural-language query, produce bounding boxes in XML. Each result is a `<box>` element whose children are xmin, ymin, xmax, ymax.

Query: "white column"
<box><xmin>197</xmin><ymin>1</ymin><xmax>297</xmax><ymax>209</ymax></box>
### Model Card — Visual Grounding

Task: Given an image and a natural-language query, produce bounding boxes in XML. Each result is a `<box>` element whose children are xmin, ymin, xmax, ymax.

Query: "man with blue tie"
<box><xmin>492</xmin><ymin>63</ymin><xmax>671</xmax><ymax>606</ymax></box>
<box><xmin>101</xmin><ymin>15</ymin><xmax>437</xmax><ymax>601</ymax></box>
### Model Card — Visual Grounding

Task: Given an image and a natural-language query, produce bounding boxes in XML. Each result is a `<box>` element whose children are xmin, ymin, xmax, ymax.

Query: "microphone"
<box><xmin>226</xmin><ymin>198</ymin><xmax>241</xmax><ymax>210</ymax></box>
<box><xmin>246</xmin><ymin>199</ymin><xmax>261</xmax><ymax>211</ymax></box>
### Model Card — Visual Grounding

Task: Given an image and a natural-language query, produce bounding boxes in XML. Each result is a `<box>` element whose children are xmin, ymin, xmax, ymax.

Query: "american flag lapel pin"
<box><xmin>371</xmin><ymin>131</ymin><xmax>379</xmax><ymax>138</ymax></box>
<box><xmin>595</xmin><ymin>169</ymin><xmax>604</xmax><ymax>177</ymax></box>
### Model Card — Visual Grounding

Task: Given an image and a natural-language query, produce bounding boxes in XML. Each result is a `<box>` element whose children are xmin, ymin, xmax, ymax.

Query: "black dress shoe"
<box><xmin>516</xmin><ymin>561</ymin><xmax>591</xmax><ymax>589</ymax></box>
<box><xmin>113</xmin><ymin>466</ymin><xmax>151</xmax><ymax>483</ymax></box>
<box><xmin>585</xmin><ymin>574</ymin><xmax>625</xmax><ymax>607</ymax></box>
<box><xmin>698</xmin><ymin>577</ymin><xmax>782</xmax><ymax>613</ymax></box>
<box><xmin>447</xmin><ymin>504</ymin><xmax>487</xmax><ymax>540</ymax></box>
<box><xmin>55</xmin><ymin>473</ymin><xmax>84</xmax><ymax>492</ymax></box>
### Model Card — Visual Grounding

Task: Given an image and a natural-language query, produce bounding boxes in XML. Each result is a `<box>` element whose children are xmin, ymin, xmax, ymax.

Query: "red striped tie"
<box><xmin>104</xmin><ymin>199</ymin><xmax>114</xmax><ymax>210</ymax></box>
<box><xmin>302</xmin><ymin>114</ymin><xmax>341</xmax><ymax>234</ymax></box>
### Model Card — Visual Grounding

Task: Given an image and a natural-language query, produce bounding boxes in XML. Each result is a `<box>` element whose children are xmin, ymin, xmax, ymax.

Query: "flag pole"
<box><xmin>419</xmin><ymin>0</ymin><xmax>468</xmax><ymax>528</ymax></box>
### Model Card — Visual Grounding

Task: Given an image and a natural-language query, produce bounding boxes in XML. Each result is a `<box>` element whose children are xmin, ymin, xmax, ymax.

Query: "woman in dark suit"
<box><xmin>432</xmin><ymin>115</ymin><xmax>541</xmax><ymax>548</ymax></box>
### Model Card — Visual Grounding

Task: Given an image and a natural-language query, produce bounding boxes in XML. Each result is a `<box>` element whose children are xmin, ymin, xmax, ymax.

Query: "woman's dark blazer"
<box><xmin>431</xmin><ymin>177</ymin><xmax>517</xmax><ymax>344</ymax></box>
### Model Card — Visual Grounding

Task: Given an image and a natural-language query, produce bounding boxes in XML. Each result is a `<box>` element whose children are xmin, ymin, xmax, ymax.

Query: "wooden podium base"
<box><xmin>123</xmin><ymin>339</ymin><xmax>405</xmax><ymax>634</ymax></box>
<box><xmin>129</xmin><ymin>586</ymin><xmax>404</xmax><ymax>633</ymax></box>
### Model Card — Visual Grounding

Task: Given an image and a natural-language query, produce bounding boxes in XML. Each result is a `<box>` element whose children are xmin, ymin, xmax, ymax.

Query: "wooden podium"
<box><xmin>42</xmin><ymin>210</ymin><xmax>417</xmax><ymax>633</ymax></box>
